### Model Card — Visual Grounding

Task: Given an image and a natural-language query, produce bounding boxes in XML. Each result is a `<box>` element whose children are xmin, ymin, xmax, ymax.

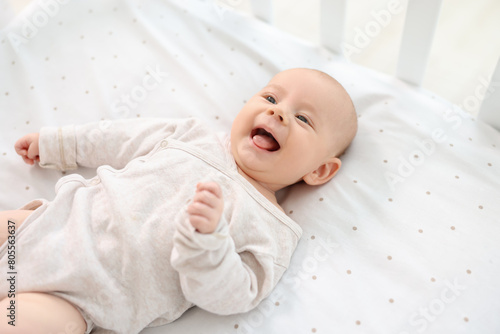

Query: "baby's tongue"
<box><xmin>253</xmin><ymin>133</ymin><xmax>278</xmax><ymax>151</ymax></box>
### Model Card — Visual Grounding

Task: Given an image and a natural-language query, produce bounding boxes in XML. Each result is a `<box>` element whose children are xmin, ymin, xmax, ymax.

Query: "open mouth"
<box><xmin>251</xmin><ymin>127</ymin><xmax>280</xmax><ymax>152</ymax></box>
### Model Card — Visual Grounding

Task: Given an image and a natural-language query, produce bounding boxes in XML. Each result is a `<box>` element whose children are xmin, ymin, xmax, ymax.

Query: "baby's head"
<box><xmin>231</xmin><ymin>68</ymin><xmax>357</xmax><ymax>192</ymax></box>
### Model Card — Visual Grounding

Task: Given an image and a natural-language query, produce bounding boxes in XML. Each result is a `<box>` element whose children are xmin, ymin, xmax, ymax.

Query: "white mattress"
<box><xmin>0</xmin><ymin>0</ymin><xmax>499</xmax><ymax>333</ymax></box>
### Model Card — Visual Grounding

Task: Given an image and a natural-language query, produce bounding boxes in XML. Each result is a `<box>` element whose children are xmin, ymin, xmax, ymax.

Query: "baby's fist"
<box><xmin>187</xmin><ymin>182</ymin><xmax>224</xmax><ymax>234</ymax></box>
<box><xmin>14</xmin><ymin>133</ymin><xmax>40</xmax><ymax>165</ymax></box>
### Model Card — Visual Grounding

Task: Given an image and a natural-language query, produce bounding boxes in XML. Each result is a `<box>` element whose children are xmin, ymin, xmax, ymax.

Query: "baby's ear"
<box><xmin>303</xmin><ymin>157</ymin><xmax>341</xmax><ymax>186</ymax></box>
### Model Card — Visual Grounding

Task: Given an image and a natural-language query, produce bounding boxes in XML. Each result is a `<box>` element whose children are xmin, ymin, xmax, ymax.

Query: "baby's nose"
<box><xmin>268</xmin><ymin>109</ymin><xmax>288</xmax><ymax>125</ymax></box>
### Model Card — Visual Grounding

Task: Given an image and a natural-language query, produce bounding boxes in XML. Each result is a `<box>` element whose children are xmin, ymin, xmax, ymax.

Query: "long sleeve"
<box><xmin>170</xmin><ymin>212</ymin><xmax>287</xmax><ymax>315</ymax></box>
<box><xmin>38</xmin><ymin>117</ymin><xmax>202</xmax><ymax>171</ymax></box>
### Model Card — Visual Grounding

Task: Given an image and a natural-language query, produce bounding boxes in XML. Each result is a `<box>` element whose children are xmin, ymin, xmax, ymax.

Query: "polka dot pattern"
<box><xmin>1</xmin><ymin>1</ymin><xmax>499</xmax><ymax>333</ymax></box>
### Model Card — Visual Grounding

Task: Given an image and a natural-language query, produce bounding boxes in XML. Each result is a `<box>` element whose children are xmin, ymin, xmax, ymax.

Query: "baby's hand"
<box><xmin>14</xmin><ymin>133</ymin><xmax>40</xmax><ymax>165</ymax></box>
<box><xmin>187</xmin><ymin>182</ymin><xmax>224</xmax><ymax>234</ymax></box>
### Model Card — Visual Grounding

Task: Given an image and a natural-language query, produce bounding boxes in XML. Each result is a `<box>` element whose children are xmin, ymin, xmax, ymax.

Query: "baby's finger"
<box><xmin>196</xmin><ymin>182</ymin><xmax>222</xmax><ymax>198</ymax></box>
<box><xmin>14</xmin><ymin>139</ymin><xmax>28</xmax><ymax>156</ymax></box>
<box><xmin>189</xmin><ymin>204</ymin><xmax>221</xmax><ymax>228</ymax></box>
<box><xmin>27</xmin><ymin>142</ymin><xmax>39</xmax><ymax>161</ymax></box>
<box><xmin>16</xmin><ymin>148</ymin><xmax>27</xmax><ymax>157</ymax></box>
<box><xmin>187</xmin><ymin>201</ymin><xmax>215</xmax><ymax>219</ymax></box>
<box><xmin>192</xmin><ymin>190</ymin><xmax>219</xmax><ymax>208</ymax></box>
<box><xmin>188</xmin><ymin>214</ymin><xmax>212</xmax><ymax>234</ymax></box>
<box><xmin>187</xmin><ymin>200</ymin><xmax>206</xmax><ymax>214</ymax></box>
<box><xmin>21</xmin><ymin>156</ymin><xmax>34</xmax><ymax>165</ymax></box>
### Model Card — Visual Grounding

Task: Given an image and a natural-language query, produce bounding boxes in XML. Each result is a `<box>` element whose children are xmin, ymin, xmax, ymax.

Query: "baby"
<box><xmin>0</xmin><ymin>68</ymin><xmax>357</xmax><ymax>333</ymax></box>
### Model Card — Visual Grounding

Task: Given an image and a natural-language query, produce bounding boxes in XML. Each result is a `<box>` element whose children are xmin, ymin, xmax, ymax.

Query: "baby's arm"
<box><xmin>14</xmin><ymin>118</ymin><xmax>202</xmax><ymax>171</ymax></box>
<box><xmin>172</xmin><ymin>186</ymin><xmax>284</xmax><ymax>315</ymax></box>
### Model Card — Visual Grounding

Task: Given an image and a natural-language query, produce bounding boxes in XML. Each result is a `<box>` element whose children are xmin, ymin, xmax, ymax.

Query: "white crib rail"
<box><xmin>395</xmin><ymin>0</ymin><xmax>443</xmax><ymax>86</ymax></box>
<box><xmin>478</xmin><ymin>58</ymin><xmax>500</xmax><ymax>131</ymax></box>
<box><xmin>320</xmin><ymin>0</ymin><xmax>347</xmax><ymax>55</ymax></box>
<box><xmin>249</xmin><ymin>0</ymin><xmax>443</xmax><ymax>86</ymax></box>
<box><xmin>250</xmin><ymin>0</ymin><xmax>273</xmax><ymax>24</ymax></box>
<box><xmin>249</xmin><ymin>0</ymin><xmax>500</xmax><ymax>130</ymax></box>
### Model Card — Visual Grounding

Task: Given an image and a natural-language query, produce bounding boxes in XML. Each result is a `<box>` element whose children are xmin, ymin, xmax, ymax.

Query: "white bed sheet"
<box><xmin>0</xmin><ymin>0</ymin><xmax>499</xmax><ymax>333</ymax></box>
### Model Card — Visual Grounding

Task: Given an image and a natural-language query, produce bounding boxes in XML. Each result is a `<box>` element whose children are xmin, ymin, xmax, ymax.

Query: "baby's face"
<box><xmin>231</xmin><ymin>68</ymin><xmax>356</xmax><ymax>191</ymax></box>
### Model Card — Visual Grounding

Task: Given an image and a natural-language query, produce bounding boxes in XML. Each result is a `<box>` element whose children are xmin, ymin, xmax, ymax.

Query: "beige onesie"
<box><xmin>0</xmin><ymin>117</ymin><xmax>301</xmax><ymax>333</ymax></box>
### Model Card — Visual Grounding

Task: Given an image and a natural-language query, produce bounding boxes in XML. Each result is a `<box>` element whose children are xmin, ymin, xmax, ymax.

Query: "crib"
<box><xmin>0</xmin><ymin>0</ymin><xmax>499</xmax><ymax>333</ymax></box>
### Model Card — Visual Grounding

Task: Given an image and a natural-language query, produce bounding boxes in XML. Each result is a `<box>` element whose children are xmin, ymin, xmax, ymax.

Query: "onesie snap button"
<box><xmin>160</xmin><ymin>140</ymin><xmax>168</xmax><ymax>148</ymax></box>
<box><xmin>90</xmin><ymin>178</ymin><xmax>101</xmax><ymax>185</ymax></box>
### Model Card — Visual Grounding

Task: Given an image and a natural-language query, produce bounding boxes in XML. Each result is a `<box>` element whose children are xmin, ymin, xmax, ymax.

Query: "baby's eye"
<box><xmin>266</xmin><ymin>96</ymin><xmax>276</xmax><ymax>104</ymax></box>
<box><xmin>296</xmin><ymin>115</ymin><xmax>309</xmax><ymax>124</ymax></box>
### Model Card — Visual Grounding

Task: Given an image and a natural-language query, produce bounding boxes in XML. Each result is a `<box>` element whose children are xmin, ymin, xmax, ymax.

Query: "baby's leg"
<box><xmin>0</xmin><ymin>292</ymin><xmax>87</xmax><ymax>333</ymax></box>
<box><xmin>0</xmin><ymin>210</ymin><xmax>33</xmax><ymax>246</ymax></box>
